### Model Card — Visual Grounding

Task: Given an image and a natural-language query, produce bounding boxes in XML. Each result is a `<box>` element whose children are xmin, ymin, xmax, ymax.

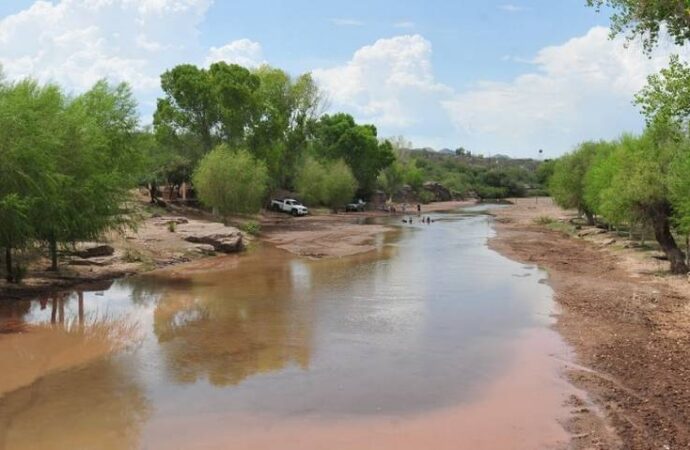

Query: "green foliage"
<box><xmin>154</xmin><ymin>63</ymin><xmax>322</xmax><ymax>190</ymax></box>
<box><xmin>553</xmin><ymin>122</ymin><xmax>690</xmax><ymax>273</ymax></box>
<box><xmin>587</xmin><ymin>0</ymin><xmax>690</xmax><ymax>52</ymax></box>
<box><xmin>417</xmin><ymin>190</ymin><xmax>435</xmax><ymax>204</ymax></box>
<box><xmin>193</xmin><ymin>145</ymin><xmax>269</xmax><ymax>217</ymax></box>
<box><xmin>295</xmin><ymin>157</ymin><xmax>358</xmax><ymax>210</ymax></box>
<box><xmin>535</xmin><ymin>160</ymin><xmax>556</xmax><ymax>186</ymax></box>
<box><xmin>0</xmin><ymin>77</ymin><xmax>140</xmax><ymax>275</ymax></box>
<box><xmin>533</xmin><ymin>215</ymin><xmax>556</xmax><ymax>226</ymax></box>
<box><xmin>549</xmin><ymin>141</ymin><xmax>603</xmax><ymax>221</ymax></box>
<box><xmin>240</xmin><ymin>221</ymin><xmax>262</xmax><ymax>236</ymax></box>
<box><xmin>635</xmin><ymin>55</ymin><xmax>690</xmax><ymax>128</ymax></box>
<box><xmin>311</xmin><ymin>113</ymin><xmax>395</xmax><ymax>195</ymax></box>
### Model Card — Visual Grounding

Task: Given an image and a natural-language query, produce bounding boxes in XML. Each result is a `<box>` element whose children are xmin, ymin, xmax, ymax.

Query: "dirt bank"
<box><xmin>489</xmin><ymin>198</ymin><xmax>690</xmax><ymax>449</ymax></box>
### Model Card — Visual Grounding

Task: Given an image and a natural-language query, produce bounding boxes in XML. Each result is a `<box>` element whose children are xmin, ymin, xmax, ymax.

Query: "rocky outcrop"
<box><xmin>184</xmin><ymin>232</ymin><xmax>244</xmax><ymax>253</ymax></box>
<box><xmin>423</xmin><ymin>181</ymin><xmax>452</xmax><ymax>202</ymax></box>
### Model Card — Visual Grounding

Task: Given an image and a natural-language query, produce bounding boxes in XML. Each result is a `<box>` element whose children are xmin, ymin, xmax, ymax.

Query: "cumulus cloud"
<box><xmin>313</xmin><ymin>35</ymin><xmax>453</xmax><ymax>145</ymax></box>
<box><xmin>0</xmin><ymin>0</ymin><xmax>213</xmax><ymax>96</ymax></box>
<box><xmin>444</xmin><ymin>26</ymin><xmax>689</xmax><ymax>156</ymax></box>
<box><xmin>205</xmin><ymin>39</ymin><xmax>265</xmax><ymax>67</ymax></box>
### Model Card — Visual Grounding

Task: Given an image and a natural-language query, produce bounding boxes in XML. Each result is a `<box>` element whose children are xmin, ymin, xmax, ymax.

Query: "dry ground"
<box><xmin>489</xmin><ymin>198</ymin><xmax>690</xmax><ymax>450</ymax></box>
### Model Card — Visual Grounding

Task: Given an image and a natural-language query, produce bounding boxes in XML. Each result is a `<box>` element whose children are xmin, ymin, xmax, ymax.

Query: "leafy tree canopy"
<box><xmin>587</xmin><ymin>0</ymin><xmax>690</xmax><ymax>52</ymax></box>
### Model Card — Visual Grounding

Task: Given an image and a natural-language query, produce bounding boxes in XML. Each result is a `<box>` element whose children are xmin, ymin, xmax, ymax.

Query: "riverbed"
<box><xmin>0</xmin><ymin>208</ymin><xmax>576</xmax><ymax>449</ymax></box>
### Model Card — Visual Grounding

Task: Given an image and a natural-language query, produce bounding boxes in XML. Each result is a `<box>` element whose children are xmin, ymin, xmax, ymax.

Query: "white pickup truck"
<box><xmin>270</xmin><ymin>198</ymin><xmax>309</xmax><ymax>216</ymax></box>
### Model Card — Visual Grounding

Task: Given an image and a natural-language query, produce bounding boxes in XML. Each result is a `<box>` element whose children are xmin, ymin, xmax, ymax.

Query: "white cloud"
<box><xmin>313</xmin><ymin>35</ymin><xmax>453</xmax><ymax>144</ymax></box>
<box><xmin>444</xmin><ymin>26</ymin><xmax>689</xmax><ymax>157</ymax></box>
<box><xmin>206</xmin><ymin>39</ymin><xmax>265</xmax><ymax>67</ymax></box>
<box><xmin>330</xmin><ymin>18</ymin><xmax>364</xmax><ymax>27</ymax></box>
<box><xmin>0</xmin><ymin>0</ymin><xmax>213</xmax><ymax>95</ymax></box>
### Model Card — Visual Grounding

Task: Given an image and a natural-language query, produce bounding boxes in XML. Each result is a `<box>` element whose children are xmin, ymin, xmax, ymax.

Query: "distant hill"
<box><xmin>406</xmin><ymin>147</ymin><xmax>542</xmax><ymax>172</ymax></box>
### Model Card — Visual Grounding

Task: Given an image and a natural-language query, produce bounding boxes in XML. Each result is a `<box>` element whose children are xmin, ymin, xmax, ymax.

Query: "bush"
<box><xmin>418</xmin><ymin>190</ymin><xmax>435</xmax><ymax>204</ymax></box>
<box><xmin>296</xmin><ymin>157</ymin><xmax>358</xmax><ymax>211</ymax></box>
<box><xmin>240</xmin><ymin>221</ymin><xmax>261</xmax><ymax>236</ymax></box>
<box><xmin>193</xmin><ymin>145</ymin><xmax>269</xmax><ymax>218</ymax></box>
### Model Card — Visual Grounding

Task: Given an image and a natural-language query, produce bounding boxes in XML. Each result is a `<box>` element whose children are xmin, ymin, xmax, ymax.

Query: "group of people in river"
<box><xmin>387</xmin><ymin>202</ymin><xmax>435</xmax><ymax>225</ymax></box>
<box><xmin>402</xmin><ymin>216</ymin><xmax>434</xmax><ymax>224</ymax></box>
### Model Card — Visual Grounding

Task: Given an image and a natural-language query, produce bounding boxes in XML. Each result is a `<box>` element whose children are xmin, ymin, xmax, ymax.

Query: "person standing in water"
<box><xmin>417</xmin><ymin>204</ymin><xmax>421</xmax><ymax>214</ymax></box>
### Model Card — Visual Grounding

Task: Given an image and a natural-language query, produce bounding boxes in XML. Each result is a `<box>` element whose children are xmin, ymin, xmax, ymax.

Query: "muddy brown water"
<box><xmin>0</xmin><ymin>208</ymin><xmax>577</xmax><ymax>449</ymax></box>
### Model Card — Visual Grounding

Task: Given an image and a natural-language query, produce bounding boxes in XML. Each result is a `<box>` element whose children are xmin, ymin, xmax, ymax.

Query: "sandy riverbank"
<box><xmin>260</xmin><ymin>200</ymin><xmax>472</xmax><ymax>258</ymax></box>
<box><xmin>0</xmin><ymin>200</ymin><xmax>472</xmax><ymax>300</ymax></box>
<box><xmin>489</xmin><ymin>198</ymin><xmax>690</xmax><ymax>449</ymax></box>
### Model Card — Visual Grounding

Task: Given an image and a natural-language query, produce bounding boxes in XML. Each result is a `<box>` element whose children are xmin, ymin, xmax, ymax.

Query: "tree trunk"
<box><xmin>584</xmin><ymin>210</ymin><xmax>595</xmax><ymax>226</ymax></box>
<box><xmin>149</xmin><ymin>182</ymin><xmax>157</xmax><ymax>204</ymax></box>
<box><xmin>5</xmin><ymin>247</ymin><xmax>13</xmax><ymax>283</ymax></box>
<box><xmin>650</xmin><ymin>204</ymin><xmax>688</xmax><ymax>274</ymax></box>
<box><xmin>49</xmin><ymin>236</ymin><xmax>58</xmax><ymax>271</ymax></box>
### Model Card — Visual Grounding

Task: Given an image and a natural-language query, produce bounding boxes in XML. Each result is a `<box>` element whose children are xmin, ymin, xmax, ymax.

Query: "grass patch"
<box><xmin>533</xmin><ymin>215</ymin><xmax>556</xmax><ymax>226</ymax></box>
<box><xmin>240</xmin><ymin>221</ymin><xmax>261</xmax><ymax>236</ymax></box>
<box><xmin>547</xmin><ymin>221</ymin><xmax>577</xmax><ymax>235</ymax></box>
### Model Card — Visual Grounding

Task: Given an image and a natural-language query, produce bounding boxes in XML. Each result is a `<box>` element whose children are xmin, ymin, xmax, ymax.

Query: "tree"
<box><xmin>592</xmin><ymin>128</ymin><xmax>688</xmax><ymax>274</ymax></box>
<box><xmin>549</xmin><ymin>142</ymin><xmax>602</xmax><ymax>224</ymax></box>
<box><xmin>295</xmin><ymin>157</ymin><xmax>357</xmax><ymax>212</ymax></box>
<box><xmin>154</xmin><ymin>62</ymin><xmax>260</xmax><ymax>154</ymax></box>
<box><xmin>193</xmin><ymin>145</ymin><xmax>269</xmax><ymax>218</ymax></box>
<box><xmin>0</xmin><ymin>78</ymin><xmax>142</xmax><ymax>274</ymax></box>
<box><xmin>0</xmin><ymin>195</ymin><xmax>31</xmax><ymax>282</ymax></box>
<box><xmin>37</xmin><ymin>80</ymin><xmax>141</xmax><ymax>270</ymax></box>
<box><xmin>635</xmin><ymin>55</ymin><xmax>690</xmax><ymax>128</ymax></box>
<box><xmin>587</xmin><ymin>0</ymin><xmax>690</xmax><ymax>52</ymax></box>
<box><xmin>247</xmin><ymin>66</ymin><xmax>322</xmax><ymax>189</ymax></box>
<box><xmin>311</xmin><ymin>114</ymin><xmax>395</xmax><ymax>195</ymax></box>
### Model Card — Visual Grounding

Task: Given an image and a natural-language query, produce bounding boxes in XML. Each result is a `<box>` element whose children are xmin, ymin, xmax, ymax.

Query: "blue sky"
<box><xmin>0</xmin><ymin>1</ymin><xmax>686</xmax><ymax>157</ymax></box>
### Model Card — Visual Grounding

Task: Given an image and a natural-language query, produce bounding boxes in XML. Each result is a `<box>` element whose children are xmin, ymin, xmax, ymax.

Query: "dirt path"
<box><xmin>489</xmin><ymin>198</ymin><xmax>690</xmax><ymax>449</ymax></box>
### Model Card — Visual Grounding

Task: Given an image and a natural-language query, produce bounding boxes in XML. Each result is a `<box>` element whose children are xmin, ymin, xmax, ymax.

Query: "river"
<box><xmin>0</xmin><ymin>207</ymin><xmax>575</xmax><ymax>449</ymax></box>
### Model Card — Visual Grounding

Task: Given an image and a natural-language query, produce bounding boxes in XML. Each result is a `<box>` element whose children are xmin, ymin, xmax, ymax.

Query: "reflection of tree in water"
<box><xmin>152</xmin><ymin>258</ymin><xmax>313</xmax><ymax>386</ymax></box>
<box><xmin>0</xmin><ymin>357</ymin><xmax>150</xmax><ymax>450</ymax></box>
<box><xmin>0</xmin><ymin>300</ymin><xmax>31</xmax><ymax>333</ymax></box>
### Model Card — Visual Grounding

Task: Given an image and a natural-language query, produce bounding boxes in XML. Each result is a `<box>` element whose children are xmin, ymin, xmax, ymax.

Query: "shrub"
<box><xmin>296</xmin><ymin>157</ymin><xmax>358</xmax><ymax>211</ymax></box>
<box><xmin>240</xmin><ymin>221</ymin><xmax>261</xmax><ymax>236</ymax></box>
<box><xmin>193</xmin><ymin>145</ymin><xmax>269</xmax><ymax>218</ymax></box>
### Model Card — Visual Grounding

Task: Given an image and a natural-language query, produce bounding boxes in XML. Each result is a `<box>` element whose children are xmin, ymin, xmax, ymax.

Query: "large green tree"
<box><xmin>0</xmin><ymin>78</ymin><xmax>142</xmax><ymax>276</ymax></box>
<box><xmin>587</xmin><ymin>0</ymin><xmax>690</xmax><ymax>52</ymax></box>
<box><xmin>154</xmin><ymin>62</ymin><xmax>260</xmax><ymax>156</ymax></box>
<box><xmin>312</xmin><ymin>113</ymin><xmax>395</xmax><ymax>195</ymax></box>
<box><xmin>247</xmin><ymin>66</ymin><xmax>322</xmax><ymax>188</ymax></box>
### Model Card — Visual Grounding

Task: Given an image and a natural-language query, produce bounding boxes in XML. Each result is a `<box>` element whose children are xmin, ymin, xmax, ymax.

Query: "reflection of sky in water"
<box><xmin>2</xmin><ymin>210</ymin><xmax>556</xmax><ymax>428</ymax></box>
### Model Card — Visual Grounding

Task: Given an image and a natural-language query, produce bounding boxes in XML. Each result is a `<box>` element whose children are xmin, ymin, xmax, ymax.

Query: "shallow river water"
<box><xmin>0</xmin><ymin>208</ymin><xmax>576</xmax><ymax>449</ymax></box>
